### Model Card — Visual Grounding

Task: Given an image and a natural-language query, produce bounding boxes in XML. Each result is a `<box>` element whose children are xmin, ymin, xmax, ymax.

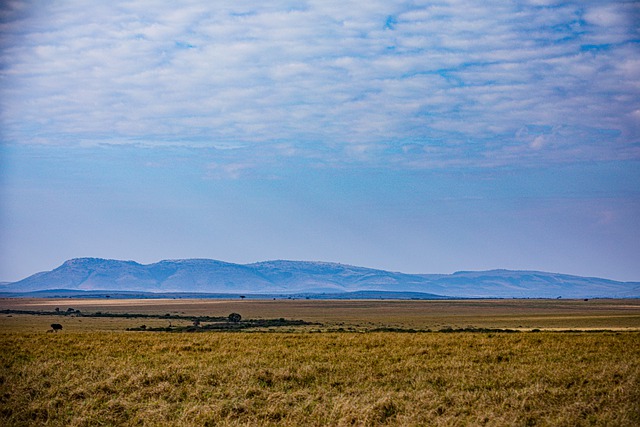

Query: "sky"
<box><xmin>1</xmin><ymin>0</ymin><xmax>639</xmax><ymax>282</ymax></box>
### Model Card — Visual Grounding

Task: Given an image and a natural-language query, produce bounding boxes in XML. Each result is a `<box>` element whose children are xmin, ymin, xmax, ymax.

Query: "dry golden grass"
<box><xmin>1</xmin><ymin>331</ymin><xmax>639</xmax><ymax>426</ymax></box>
<box><xmin>1</xmin><ymin>299</ymin><xmax>639</xmax><ymax>425</ymax></box>
<box><xmin>2</xmin><ymin>298</ymin><xmax>639</xmax><ymax>331</ymax></box>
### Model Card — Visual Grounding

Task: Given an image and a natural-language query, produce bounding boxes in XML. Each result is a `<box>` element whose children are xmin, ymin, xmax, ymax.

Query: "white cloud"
<box><xmin>1</xmin><ymin>0</ymin><xmax>638</xmax><ymax>170</ymax></box>
<box><xmin>583</xmin><ymin>4</ymin><xmax>629</xmax><ymax>27</ymax></box>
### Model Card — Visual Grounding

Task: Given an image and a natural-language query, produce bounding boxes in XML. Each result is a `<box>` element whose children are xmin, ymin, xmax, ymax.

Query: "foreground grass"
<box><xmin>1</xmin><ymin>332</ymin><xmax>639</xmax><ymax>426</ymax></box>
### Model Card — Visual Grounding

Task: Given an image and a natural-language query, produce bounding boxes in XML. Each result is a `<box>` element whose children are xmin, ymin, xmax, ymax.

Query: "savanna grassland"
<box><xmin>3</xmin><ymin>298</ymin><xmax>640</xmax><ymax>332</ymax></box>
<box><xmin>1</xmin><ymin>299</ymin><xmax>639</xmax><ymax>426</ymax></box>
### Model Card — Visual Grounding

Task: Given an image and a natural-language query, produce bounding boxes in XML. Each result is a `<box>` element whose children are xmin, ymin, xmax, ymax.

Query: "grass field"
<box><xmin>2</xmin><ymin>298</ymin><xmax>640</xmax><ymax>332</ymax></box>
<box><xmin>1</xmin><ymin>299</ymin><xmax>639</xmax><ymax>425</ymax></box>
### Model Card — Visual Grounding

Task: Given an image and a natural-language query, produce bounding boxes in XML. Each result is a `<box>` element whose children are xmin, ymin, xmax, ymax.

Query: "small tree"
<box><xmin>50</xmin><ymin>323</ymin><xmax>63</xmax><ymax>332</ymax></box>
<box><xmin>228</xmin><ymin>313</ymin><xmax>241</xmax><ymax>323</ymax></box>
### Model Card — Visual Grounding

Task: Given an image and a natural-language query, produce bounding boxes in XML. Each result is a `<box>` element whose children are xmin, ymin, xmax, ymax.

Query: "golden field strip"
<box><xmin>1</xmin><ymin>298</ymin><xmax>639</xmax><ymax>332</ymax></box>
<box><xmin>1</xmin><ymin>298</ymin><xmax>639</xmax><ymax>426</ymax></box>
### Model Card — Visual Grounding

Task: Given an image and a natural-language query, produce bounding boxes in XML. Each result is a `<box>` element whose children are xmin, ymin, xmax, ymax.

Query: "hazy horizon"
<box><xmin>1</xmin><ymin>1</ymin><xmax>639</xmax><ymax>282</ymax></box>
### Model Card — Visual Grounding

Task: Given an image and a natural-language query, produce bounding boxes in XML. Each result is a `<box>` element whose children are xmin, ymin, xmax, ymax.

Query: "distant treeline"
<box><xmin>1</xmin><ymin>308</ymin><xmax>225</xmax><ymax>322</ymax></box>
<box><xmin>127</xmin><ymin>318</ymin><xmax>315</xmax><ymax>332</ymax></box>
<box><xmin>0</xmin><ymin>309</ymin><xmax>317</xmax><ymax>331</ymax></box>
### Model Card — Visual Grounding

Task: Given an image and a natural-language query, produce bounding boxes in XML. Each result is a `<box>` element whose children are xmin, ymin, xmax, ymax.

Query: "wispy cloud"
<box><xmin>1</xmin><ymin>0</ymin><xmax>638</xmax><ymax>170</ymax></box>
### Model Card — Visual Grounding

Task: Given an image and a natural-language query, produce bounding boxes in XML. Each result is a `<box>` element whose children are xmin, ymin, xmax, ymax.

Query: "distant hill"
<box><xmin>2</xmin><ymin>258</ymin><xmax>639</xmax><ymax>299</ymax></box>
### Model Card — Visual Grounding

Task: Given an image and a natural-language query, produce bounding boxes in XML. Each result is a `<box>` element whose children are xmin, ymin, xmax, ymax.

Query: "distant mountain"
<box><xmin>2</xmin><ymin>258</ymin><xmax>639</xmax><ymax>298</ymax></box>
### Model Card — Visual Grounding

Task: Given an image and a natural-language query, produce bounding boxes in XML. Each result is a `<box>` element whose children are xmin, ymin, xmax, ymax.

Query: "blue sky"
<box><xmin>1</xmin><ymin>0</ymin><xmax>639</xmax><ymax>282</ymax></box>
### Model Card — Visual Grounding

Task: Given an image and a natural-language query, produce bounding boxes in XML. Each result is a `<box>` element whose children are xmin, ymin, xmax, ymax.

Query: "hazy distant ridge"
<box><xmin>3</xmin><ymin>258</ymin><xmax>639</xmax><ymax>298</ymax></box>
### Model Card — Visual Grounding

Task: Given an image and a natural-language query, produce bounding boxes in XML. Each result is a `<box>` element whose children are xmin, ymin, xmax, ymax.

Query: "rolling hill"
<box><xmin>2</xmin><ymin>258</ymin><xmax>639</xmax><ymax>298</ymax></box>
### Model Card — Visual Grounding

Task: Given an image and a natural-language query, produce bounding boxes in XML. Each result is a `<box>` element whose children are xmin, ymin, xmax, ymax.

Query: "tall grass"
<box><xmin>1</xmin><ymin>331</ymin><xmax>639</xmax><ymax>426</ymax></box>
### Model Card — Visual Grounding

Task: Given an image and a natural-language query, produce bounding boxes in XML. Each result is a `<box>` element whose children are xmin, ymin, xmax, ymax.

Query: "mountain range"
<box><xmin>2</xmin><ymin>258</ymin><xmax>639</xmax><ymax>299</ymax></box>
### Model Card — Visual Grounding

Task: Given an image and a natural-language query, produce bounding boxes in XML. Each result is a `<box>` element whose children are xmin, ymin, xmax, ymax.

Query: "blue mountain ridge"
<box><xmin>2</xmin><ymin>258</ymin><xmax>639</xmax><ymax>298</ymax></box>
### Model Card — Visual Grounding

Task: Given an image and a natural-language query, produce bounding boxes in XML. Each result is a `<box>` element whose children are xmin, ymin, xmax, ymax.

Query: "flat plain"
<box><xmin>2</xmin><ymin>297</ymin><xmax>640</xmax><ymax>332</ymax></box>
<box><xmin>1</xmin><ymin>298</ymin><xmax>639</xmax><ymax>426</ymax></box>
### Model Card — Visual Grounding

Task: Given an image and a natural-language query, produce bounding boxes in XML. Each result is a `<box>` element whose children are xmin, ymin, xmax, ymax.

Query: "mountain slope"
<box><xmin>3</xmin><ymin>258</ymin><xmax>639</xmax><ymax>298</ymax></box>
